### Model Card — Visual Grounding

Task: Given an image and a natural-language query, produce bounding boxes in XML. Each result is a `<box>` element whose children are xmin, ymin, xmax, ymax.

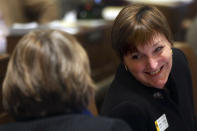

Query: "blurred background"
<box><xmin>0</xmin><ymin>0</ymin><xmax>197</xmax><ymax>54</ymax></box>
<box><xmin>1</xmin><ymin>0</ymin><xmax>197</xmax><ymax>121</ymax></box>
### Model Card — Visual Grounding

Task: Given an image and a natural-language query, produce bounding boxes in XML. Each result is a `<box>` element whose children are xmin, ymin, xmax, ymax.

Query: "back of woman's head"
<box><xmin>3</xmin><ymin>29</ymin><xmax>95</xmax><ymax>120</ymax></box>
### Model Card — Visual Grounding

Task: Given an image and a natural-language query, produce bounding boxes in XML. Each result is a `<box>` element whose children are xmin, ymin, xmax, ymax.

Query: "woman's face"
<box><xmin>123</xmin><ymin>33</ymin><xmax>172</xmax><ymax>89</ymax></box>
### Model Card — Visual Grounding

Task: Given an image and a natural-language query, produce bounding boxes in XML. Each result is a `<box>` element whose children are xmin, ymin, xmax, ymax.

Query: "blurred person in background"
<box><xmin>59</xmin><ymin>0</ymin><xmax>93</xmax><ymax>18</ymax></box>
<box><xmin>0</xmin><ymin>0</ymin><xmax>60</xmax><ymax>26</ymax></box>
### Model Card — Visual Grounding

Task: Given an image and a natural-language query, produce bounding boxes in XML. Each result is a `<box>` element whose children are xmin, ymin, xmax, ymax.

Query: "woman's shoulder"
<box><xmin>102</xmin><ymin>81</ymin><xmax>151</xmax><ymax>117</ymax></box>
<box><xmin>172</xmin><ymin>48</ymin><xmax>188</xmax><ymax>63</ymax></box>
<box><xmin>101</xmin><ymin>99</ymin><xmax>150</xmax><ymax>130</ymax></box>
<box><xmin>54</xmin><ymin>114</ymin><xmax>133</xmax><ymax>131</ymax></box>
<box><xmin>81</xmin><ymin>115</ymin><xmax>133</xmax><ymax>131</ymax></box>
<box><xmin>172</xmin><ymin>48</ymin><xmax>190</xmax><ymax>73</ymax></box>
<box><xmin>0</xmin><ymin>114</ymin><xmax>132</xmax><ymax>131</ymax></box>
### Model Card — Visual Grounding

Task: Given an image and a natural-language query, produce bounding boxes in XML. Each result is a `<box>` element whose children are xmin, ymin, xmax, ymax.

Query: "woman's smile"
<box><xmin>144</xmin><ymin>65</ymin><xmax>163</xmax><ymax>76</ymax></box>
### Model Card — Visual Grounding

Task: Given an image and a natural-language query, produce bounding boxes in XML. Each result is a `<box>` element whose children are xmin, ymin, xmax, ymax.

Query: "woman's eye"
<box><xmin>154</xmin><ymin>46</ymin><xmax>164</xmax><ymax>53</ymax></box>
<box><xmin>131</xmin><ymin>54</ymin><xmax>141</xmax><ymax>60</ymax></box>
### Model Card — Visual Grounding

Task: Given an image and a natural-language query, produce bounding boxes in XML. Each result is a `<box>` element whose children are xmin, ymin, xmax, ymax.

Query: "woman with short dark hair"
<box><xmin>101</xmin><ymin>4</ymin><xmax>197</xmax><ymax>131</ymax></box>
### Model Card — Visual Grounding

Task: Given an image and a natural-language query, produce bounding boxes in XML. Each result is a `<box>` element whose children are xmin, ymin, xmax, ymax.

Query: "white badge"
<box><xmin>155</xmin><ymin>114</ymin><xmax>169</xmax><ymax>131</ymax></box>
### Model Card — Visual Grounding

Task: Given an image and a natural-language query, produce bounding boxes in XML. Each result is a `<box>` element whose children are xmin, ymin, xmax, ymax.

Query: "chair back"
<box><xmin>174</xmin><ymin>42</ymin><xmax>197</xmax><ymax>116</ymax></box>
<box><xmin>0</xmin><ymin>54</ymin><xmax>14</xmax><ymax>124</ymax></box>
<box><xmin>0</xmin><ymin>54</ymin><xmax>9</xmax><ymax>112</ymax></box>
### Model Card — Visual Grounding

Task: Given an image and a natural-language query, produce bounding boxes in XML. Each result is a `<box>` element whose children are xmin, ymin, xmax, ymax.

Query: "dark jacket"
<box><xmin>0</xmin><ymin>114</ymin><xmax>132</xmax><ymax>131</ymax></box>
<box><xmin>101</xmin><ymin>48</ymin><xmax>197</xmax><ymax>131</ymax></box>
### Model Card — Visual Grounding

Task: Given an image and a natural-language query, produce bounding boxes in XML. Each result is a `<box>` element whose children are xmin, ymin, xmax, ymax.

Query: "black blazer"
<box><xmin>0</xmin><ymin>114</ymin><xmax>132</xmax><ymax>131</ymax></box>
<box><xmin>101</xmin><ymin>48</ymin><xmax>197</xmax><ymax>131</ymax></box>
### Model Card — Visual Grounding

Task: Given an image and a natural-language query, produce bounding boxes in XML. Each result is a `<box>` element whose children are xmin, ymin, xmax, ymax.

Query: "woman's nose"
<box><xmin>147</xmin><ymin>58</ymin><xmax>158</xmax><ymax>70</ymax></box>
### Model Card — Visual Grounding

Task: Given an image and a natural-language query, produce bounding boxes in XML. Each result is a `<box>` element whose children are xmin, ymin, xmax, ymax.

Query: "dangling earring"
<box><xmin>124</xmin><ymin>65</ymin><xmax>128</xmax><ymax>71</ymax></box>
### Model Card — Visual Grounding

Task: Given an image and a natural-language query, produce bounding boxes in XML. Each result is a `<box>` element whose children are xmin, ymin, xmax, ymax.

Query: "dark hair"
<box><xmin>111</xmin><ymin>4</ymin><xmax>173</xmax><ymax>59</ymax></box>
<box><xmin>3</xmin><ymin>29</ymin><xmax>95</xmax><ymax>120</ymax></box>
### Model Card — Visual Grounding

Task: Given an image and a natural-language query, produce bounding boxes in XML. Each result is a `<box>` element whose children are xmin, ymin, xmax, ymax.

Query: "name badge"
<box><xmin>155</xmin><ymin>114</ymin><xmax>169</xmax><ymax>131</ymax></box>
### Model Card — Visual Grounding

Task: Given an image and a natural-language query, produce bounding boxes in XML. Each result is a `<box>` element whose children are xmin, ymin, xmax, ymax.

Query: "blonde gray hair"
<box><xmin>3</xmin><ymin>29</ymin><xmax>95</xmax><ymax>120</ymax></box>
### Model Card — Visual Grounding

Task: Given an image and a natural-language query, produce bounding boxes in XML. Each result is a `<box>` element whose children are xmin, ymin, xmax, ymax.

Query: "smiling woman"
<box><xmin>123</xmin><ymin>33</ymin><xmax>173</xmax><ymax>89</ymax></box>
<box><xmin>101</xmin><ymin>4</ymin><xmax>197</xmax><ymax>131</ymax></box>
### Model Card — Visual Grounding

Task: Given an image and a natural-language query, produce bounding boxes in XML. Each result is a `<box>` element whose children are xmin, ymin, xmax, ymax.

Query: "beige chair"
<box><xmin>174</xmin><ymin>42</ymin><xmax>197</xmax><ymax>116</ymax></box>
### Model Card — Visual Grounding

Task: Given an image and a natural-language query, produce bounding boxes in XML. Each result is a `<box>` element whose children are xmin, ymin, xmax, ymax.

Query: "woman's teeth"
<box><xmin>149</xmin><ymin>69</ymin><xmax>161</xmax><ymax>75</ymax></box>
